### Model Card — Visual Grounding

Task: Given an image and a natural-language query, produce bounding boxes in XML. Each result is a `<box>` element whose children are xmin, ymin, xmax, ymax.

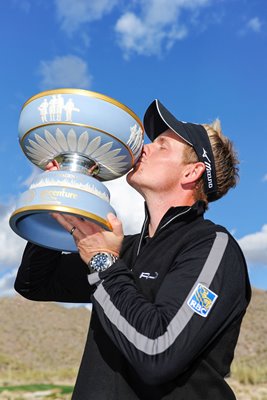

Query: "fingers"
<box><xmin>51</xmin><ymin>213</ymin><xmax>83</xmax><ymax>240</ymax></box>
<box><xmin>45</xmin><ymin>160</ymin><xmax>60</xmax><ymax>171</ymax></box>
<box><xmin>51</xmin><ymin>211</ymin><xmax>123</xmax><ymax>240</ymax></box>
<box><xmin>51</xmin><ymin>212</ymin><xmax>124</xmax><ymax>262</ymax></box>
<box><xmin>88</xmin><ymin>164</ymin><xmax>99</xmax><ymax>175</ymax></box>
<box><xmin>107</xmin><ymin>213</ymin><xmax>123</xmax><ymax>237</ymax></box>
<box><xmin>56</xmin><ymin>214</ymin><xmax>83</xmax><ymax>229</ymax></box>
<box><xmin>50</xmin><ymin>212</ymin><xmax>73</xmax><ymax>231</ymax></box>
<box><xmin>61</xmin><ymin>214</ymin><xmax>103</xmax><ymax>235</ymax></box>
<box><xmin>50</xmin><ymin>213</ymin><xmax>103</xmax><ymax>237</ymax></box>
<box><xmin>51</xmin><ymin>212</ymin><xmax>122</xmax><ymax>237</ymax></box>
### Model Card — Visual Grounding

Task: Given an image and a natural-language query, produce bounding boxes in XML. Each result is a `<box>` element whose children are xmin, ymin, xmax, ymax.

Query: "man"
<box><xmin>15</xmin><ymin>99</ymin><xmax>251</xmax><ymax>399</ymax></box>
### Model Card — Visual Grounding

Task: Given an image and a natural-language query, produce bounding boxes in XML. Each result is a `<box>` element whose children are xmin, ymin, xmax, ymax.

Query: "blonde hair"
<box><xmin>183</xmin><ymin>119</ymin><xmax>239</xmax><ymax>204</ymax></box>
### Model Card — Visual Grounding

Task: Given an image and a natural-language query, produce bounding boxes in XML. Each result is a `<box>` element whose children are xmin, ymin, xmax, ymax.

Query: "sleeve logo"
<box><xmin>187</xmin><ymin>283</ymin><xmax>218</xmax><ymax>318</ymax></box>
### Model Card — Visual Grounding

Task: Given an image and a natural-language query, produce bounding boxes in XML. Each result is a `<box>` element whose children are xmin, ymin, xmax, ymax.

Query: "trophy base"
<box><xmin>9</xmin><ymin>171</ymin><xmax>115</xmax><ymax>252</ymax></box>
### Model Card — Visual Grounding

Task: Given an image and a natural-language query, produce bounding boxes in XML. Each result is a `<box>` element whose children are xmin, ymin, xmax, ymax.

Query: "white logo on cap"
<box><xmin>202</xmin><ymin>148</ymin><xmax>213</xmax><ymax>189</ymax></box>
<box><xmin>202</xmin><ymin>148</ymin><xmax>211</xmax><ymax>163</ymax></box>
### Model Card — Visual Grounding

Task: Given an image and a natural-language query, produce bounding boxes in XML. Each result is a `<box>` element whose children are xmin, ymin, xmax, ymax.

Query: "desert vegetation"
<box><xmin>0</xmin><ymin>289</ymin><xmax>266</xmax><ymax>399</ymax></box>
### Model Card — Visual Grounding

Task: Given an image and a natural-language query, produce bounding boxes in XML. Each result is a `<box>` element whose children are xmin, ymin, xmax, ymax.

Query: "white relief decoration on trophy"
<box><xmin>67</xmin><ymin>129</ymin><xmax>77</xmax><ymax>151</ymax></box>
<box><xmin>38</xmin><ymin>96</ymin><xmax>80</xmax><ymax>122</ymax></box>
<box><xmin>127</xmin><ymin>124</ymin><xmax>143</xmax><ymax>157</ymax></box>
<box><xmin>55</xmin><ymin>128</ymin><xmax>68</xmax><ymax>151</ymax></box>
<box><xmin>38</xmin><ymin>98</ymin><xmax>49</xmax><ymax>123</ymax></box>
<box><xmin>25</xmin><ymin>128</ymin><xmax>129</xmax><ymax>178</ymax></box>
<box><xmin>44</xmin><ymin>130</ymin><xmax>62</xmax><ymax>152</ymax></box>
<box><xmin>91</xmin><ymin>142</ymin><xmax>113</xmax><ymax>158</ymax></box>
<box><xmin>77</xmin><ymin>131</ymin><xmax>89</xmax><ymax>153</ymax></box>
<box><xmin>35</xmin><ymin>133</ymin><xmax>54</xmax><ymax>153</ymax></box>
<box><xmin>65</xmin><ymin>98</ymin><xmax>80</xmax><ymax>121</ymax></box>
<box><xmin>30</xmin><ymin>178</ymin><xmax>110</xmax><ymax>202</ymax></box>
<box><xmin>85</xmin><ymin>136</ymin><xmax>101</xmax><ymax>155</ymax></box>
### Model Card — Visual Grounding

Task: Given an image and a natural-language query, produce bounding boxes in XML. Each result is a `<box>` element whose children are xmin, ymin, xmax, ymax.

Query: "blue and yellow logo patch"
<box><xmin>187</xmin><ymin>283</ymin><xmax>218</xmax><ymax>318</ymax></box>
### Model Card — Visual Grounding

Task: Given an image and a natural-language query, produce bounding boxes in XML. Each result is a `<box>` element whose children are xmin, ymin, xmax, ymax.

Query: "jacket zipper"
<box><xmin>136</xmin><ymin>207</ymin><xmax>192</xmax><ymax>256</ymax></box>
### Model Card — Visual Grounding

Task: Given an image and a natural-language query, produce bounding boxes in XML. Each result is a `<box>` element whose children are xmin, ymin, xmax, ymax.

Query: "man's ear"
<box><xmin>181</xmin><ymin>162</ymin><xmax>206</xmax><ymax>185</ymax></box>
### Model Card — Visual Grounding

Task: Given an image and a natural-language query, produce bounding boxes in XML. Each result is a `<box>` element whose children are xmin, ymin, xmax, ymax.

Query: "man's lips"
<box><xmin>136</xmin><ymin>157</ymin><xmax>145</xmax><ymax>166</ymax></box>
<box><xmin>138</xmin><ymin>153</ymin><xmax>146</xmax><ymax>163</ymax></box>
<box><xmin>133</xmin><ymin>152</ymin><xmax>147</xmax><ymax>169</ymax></box>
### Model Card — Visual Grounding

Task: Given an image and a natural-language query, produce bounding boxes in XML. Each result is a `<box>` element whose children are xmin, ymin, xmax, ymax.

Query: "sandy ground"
<box><xmin>1</xmin><ymin>381</ymin><xmax>267</xmax><ymax>400</ymax></box>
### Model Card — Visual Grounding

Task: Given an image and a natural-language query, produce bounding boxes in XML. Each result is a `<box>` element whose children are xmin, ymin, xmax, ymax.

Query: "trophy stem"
<box><xmin>54</xmin><ymin>152</ymin><xmax>99</xmax><ymax>176</ymax></box>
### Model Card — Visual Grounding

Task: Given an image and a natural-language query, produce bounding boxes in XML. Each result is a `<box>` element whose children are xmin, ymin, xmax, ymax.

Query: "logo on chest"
<box><xmin>139</xmin><ymin>272</ymin><xmax>159</xmax><ymax>280</ymax></box>
<box><xmin>187</xmin><ymin>283</ymin><xmax>218</xmax><ymax>317</ymax></box>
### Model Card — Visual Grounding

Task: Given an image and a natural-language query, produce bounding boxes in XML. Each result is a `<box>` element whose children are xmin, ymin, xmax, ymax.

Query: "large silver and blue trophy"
<box><xmin>10</xmin><ymin>89</ymin><xmax>144</xmax><ymax>252</ymax></box>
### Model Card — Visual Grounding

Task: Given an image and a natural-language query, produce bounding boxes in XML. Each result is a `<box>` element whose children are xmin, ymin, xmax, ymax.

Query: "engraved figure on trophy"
<box><xmin>10</xmin><ymin>89</ymin><xmax>144</xmax><ymax>252</ymax></box>
<box><xmin>38</xmin><ymin>98</ymin><xmax>49</xmax><ymax>123</ymax></box>
<box><xmin>64</xmin><ymin>98</ymin><xmax>80</xmax><ymax>121</ymax></box>
<box><xmin>55</xmin><ymin>94</ymin><xmax>64</xmax><ymax>121</ymax></box>
<box><xmin>48</xmin><ymin>95</ymin><xmax>57</xmax><ymax>121</ymax></box>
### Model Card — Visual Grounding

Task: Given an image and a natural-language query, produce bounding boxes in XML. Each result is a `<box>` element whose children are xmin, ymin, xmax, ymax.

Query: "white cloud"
<box><xmin>115</xmin><ymin>0</ymin><xmax>210</xmax><ymax>57</ymax></box>
<box><xmin>238</xmin><ymin>225</ymin><xmax>267</xmax><ymax>265</ymax></box>
<box><xmin>55</xmin><ymin>0</ymin><xmax>119</xmax><ymax>35</ymax></box>
<box><xmin>0</xmin><ymin>204</ymin><xmax>26</xmax><ymax>269</ymax></box>
<box><xmin>263</xmin><ymin>174</ymin><xmax>267</xmax><ymax>182</ymax></box>
<box><xmin>21</xmin><ymin>166</ymin><xmax>41</xmax><ymax>188</ymax></box>
<box><xmin>0</xmin><ymin>270</ymin><xmax>17</xmax><ymax>297</ymax></box>
<box><xmin>105</xmin><ymin>175</ymin><xmax>145</xmax><ymax>234</ymax></box>
<box><xmin>81</xmin><ymin>32</ymin><xmax>91</xmax><ymax>48</ymax></box>
<box><xmin>38</xmin><ymin>55</ymin><xmax>92</xmax><ymax>90</ymax></box>
<box><xmin>247</xmin><ymin>17</ymin><xmax>262</xmax><ymax>33</ymax></box>
<box><xmin>238</xmin><ymin>16</ymin><xmax>263</xmax><ymax>36</ymax></box>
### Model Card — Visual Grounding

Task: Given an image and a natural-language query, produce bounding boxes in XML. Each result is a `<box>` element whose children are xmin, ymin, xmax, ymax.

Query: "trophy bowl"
<box><xmin>9</xmin><ymin>89</ymin><xmax>144</xmax><ymax>252</ymax></box>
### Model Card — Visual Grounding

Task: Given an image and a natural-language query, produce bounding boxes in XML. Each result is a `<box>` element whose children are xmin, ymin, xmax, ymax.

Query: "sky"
<box><xmin>0</xmin><ymin>0</ymin><xmax>266</xmax><ymax>297</ymax></box>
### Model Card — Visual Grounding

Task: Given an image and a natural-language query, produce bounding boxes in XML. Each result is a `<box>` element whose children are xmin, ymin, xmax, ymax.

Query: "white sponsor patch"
<box><xmin>187</xmin><ymin>283</ymin><xmax>218</xmax><ymax>317</ymax></box>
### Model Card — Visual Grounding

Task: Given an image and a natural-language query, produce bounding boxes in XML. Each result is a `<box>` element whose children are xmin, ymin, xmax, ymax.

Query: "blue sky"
<box><xmin>0</xmin><ymin>0</ymin><xmax>266</xmax><ymax>296</ymax></box>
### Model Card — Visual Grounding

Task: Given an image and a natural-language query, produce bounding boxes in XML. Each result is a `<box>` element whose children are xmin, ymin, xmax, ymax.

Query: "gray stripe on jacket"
<box><xmin>93</xmin><ymin>231</ymin><xmax>229</xmax><ymax>355</ymax></box>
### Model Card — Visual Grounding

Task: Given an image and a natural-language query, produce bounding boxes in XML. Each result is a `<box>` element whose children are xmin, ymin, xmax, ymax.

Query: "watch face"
<box><xmin>89</xmin><ymin>252</ymin><xmax>114</xmax><ymax>272</ymax></box>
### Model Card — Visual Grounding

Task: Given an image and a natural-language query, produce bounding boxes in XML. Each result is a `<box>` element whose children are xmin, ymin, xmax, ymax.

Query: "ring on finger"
<box><xmin>70</xmin><ymin>226</ymin><xmax>76</xmax><ymax>235</ymax></box>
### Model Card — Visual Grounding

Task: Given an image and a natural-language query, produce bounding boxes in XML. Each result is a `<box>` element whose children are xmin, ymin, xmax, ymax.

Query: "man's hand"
<box><xmin>46</xmin><ymin>160</ymin><xmax>60</xmax><ymax>171</ymax></box>
<box><xmin>46</xmin><ymin>159</ymin><xmax>99</xmax><ymax>176</ymax></box>
<box><xmin>51</xmin><ymin>212</ymin><xmax>124</xmax><ymax>265</ymax></box>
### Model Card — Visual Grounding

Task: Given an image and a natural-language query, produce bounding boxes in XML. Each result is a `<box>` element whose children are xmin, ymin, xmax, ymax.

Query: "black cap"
<box><xmin>144</xmin><ymin>99</ymin><xmax>218</xmax><ymax>202</ymax></box>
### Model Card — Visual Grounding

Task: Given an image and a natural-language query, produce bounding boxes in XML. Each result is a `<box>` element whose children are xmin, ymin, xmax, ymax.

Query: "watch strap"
<box><xmin>88</xmin><ymin>252</ymin><xmax>118</xmax><ymax>274</ymax></box>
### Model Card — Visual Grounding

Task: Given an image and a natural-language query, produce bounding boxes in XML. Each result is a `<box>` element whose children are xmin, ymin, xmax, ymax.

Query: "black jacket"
<box><xmin>15</xmin><ymin>201</ymin><xmax>251</xmax><ymax>399</ymax></box>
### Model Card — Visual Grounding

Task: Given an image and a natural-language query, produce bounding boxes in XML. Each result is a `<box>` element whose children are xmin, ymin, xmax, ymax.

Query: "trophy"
<box><xmin>9</xmin><ymin>89</ymin><xmax>144</xmax><ymax>252</ymax></box>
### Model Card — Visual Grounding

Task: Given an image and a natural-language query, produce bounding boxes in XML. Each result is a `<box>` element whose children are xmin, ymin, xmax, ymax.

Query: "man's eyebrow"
<box><xmin>154</xmin><ymin>136</ymin><xmax>169</xmax><ymax>144</ymax></box>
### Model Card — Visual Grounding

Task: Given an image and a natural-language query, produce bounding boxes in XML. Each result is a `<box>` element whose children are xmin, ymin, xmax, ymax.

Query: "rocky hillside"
<box><xmin>0</xmin><ymin>296</ymin><xmax>90</xmax><ymax>385</ymax></box>
<box><xmin>0</xmin><ymin>288</ymin><xmax>266</xmax><ymax>390</ymax></box>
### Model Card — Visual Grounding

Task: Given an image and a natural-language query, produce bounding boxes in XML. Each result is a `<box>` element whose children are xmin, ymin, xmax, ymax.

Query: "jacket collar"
<box><xmin>144</xmin><ymin>200</ymin><xmax>206</xmax><ymax>230</ymax></box>
<box><xmin>137</xmin><ymin>200</ymin><xmax>206</xmax><ymax>256</ymax></box>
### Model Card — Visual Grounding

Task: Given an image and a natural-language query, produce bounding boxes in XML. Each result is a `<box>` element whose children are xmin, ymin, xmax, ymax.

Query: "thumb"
<box><xmin>107</xmin><ymin>213</ymin><xmax>123</xmax><ymax>236</ymax></box>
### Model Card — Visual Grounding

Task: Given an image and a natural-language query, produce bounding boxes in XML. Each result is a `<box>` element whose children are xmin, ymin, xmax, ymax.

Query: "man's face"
<box><xmin>127</xmin><ymin>129</ymin><xmax>189</xmax><ymax>195</ymax></box>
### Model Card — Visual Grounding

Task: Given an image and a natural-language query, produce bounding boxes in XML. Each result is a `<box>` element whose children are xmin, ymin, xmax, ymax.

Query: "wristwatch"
<box><xmin>88</xmin><ymin>252</ymin><xmax>118</xmax><ymax>273</ymax></box>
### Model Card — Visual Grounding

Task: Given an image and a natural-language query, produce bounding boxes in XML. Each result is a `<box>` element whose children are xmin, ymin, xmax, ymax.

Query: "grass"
<box><xmin>231</xmin><ymin>361</ymin><xmax>267</xmax><ymax>385</ymax></box>
<box><xmin>0</xmin><ymin>385</ymin><xmax>73</xmax><ymax>394</ymax></box>
<box><xmin>0</xmin><ymin>365</ymin><xmax>78</xmax><ymax>386</ymax></box>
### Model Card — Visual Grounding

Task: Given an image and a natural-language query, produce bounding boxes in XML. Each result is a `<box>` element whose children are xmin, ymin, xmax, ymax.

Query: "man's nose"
<box><xmin>142</xmin><ymin>143</ymin><xmax>152</xmax><ymax>155</ymax></box>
